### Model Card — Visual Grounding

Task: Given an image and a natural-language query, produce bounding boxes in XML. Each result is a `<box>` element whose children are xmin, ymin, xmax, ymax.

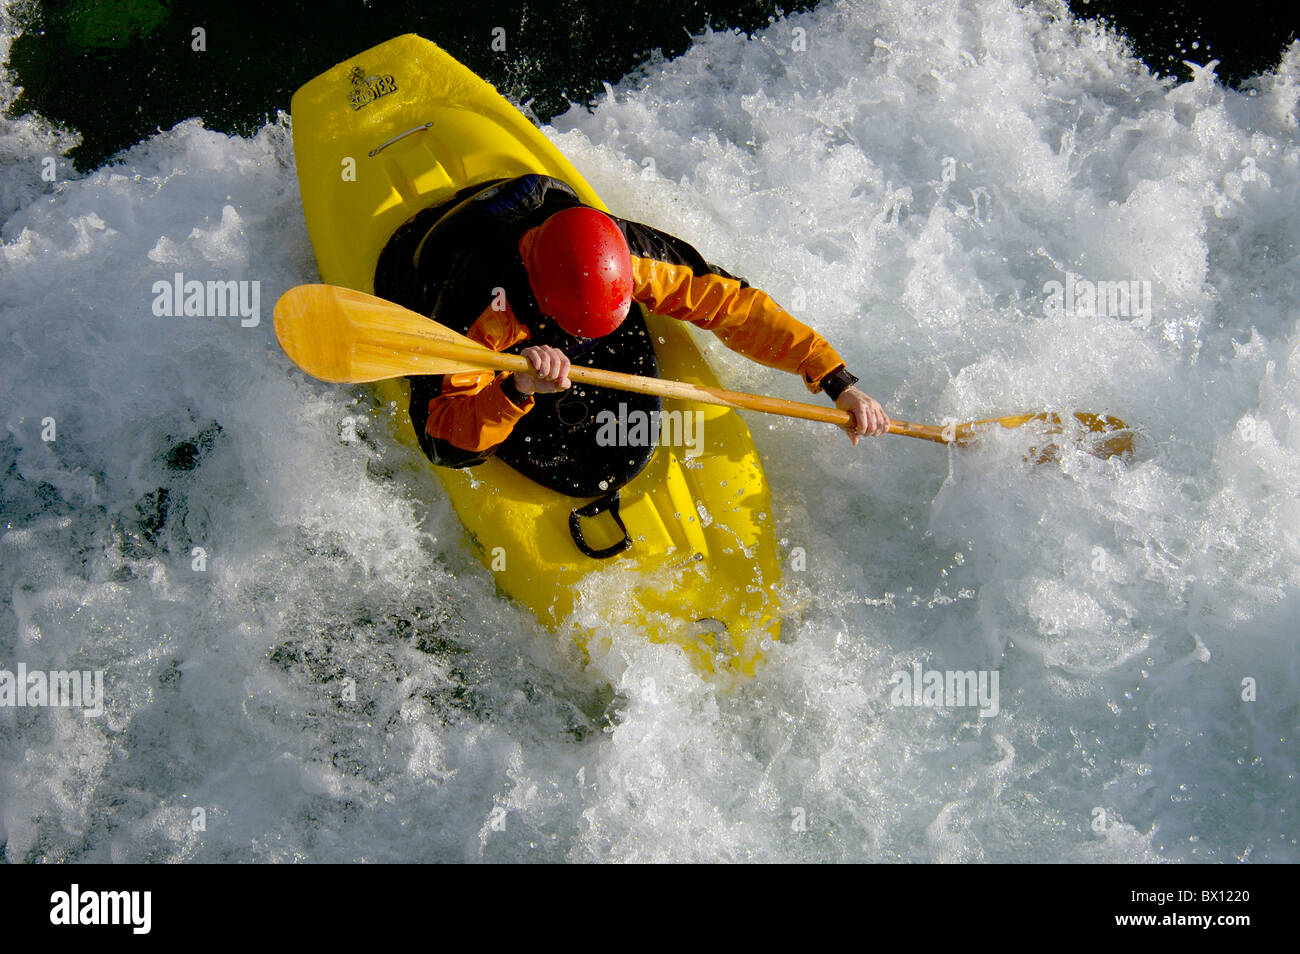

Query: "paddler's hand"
<box><xmin>835</xmin><ymin>386</ymin><xmax>890</xmax><ymax>444</ymax></box>
<box><xmin>514</xmin><ymin>345</ymin><xmax>572</xmax><ymax>395</ymax></box>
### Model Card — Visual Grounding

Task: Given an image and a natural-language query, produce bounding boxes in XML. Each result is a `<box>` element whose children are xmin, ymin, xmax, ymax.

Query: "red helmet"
<box><xmin>524</xmin><ymin>207</ymin><xmax>632</xmax><ymax>338</ymax></box>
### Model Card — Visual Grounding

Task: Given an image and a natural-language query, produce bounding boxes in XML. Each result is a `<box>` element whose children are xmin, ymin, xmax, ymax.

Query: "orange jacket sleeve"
<box><xmin>422</xmin><ymin>302</ymin><xmax>533</xmax><ymax>452</ymax></box>
<box><xmin>627</xmin><ymin>255</ymin><xmax>846</xmax><ymax>391</ymax></box>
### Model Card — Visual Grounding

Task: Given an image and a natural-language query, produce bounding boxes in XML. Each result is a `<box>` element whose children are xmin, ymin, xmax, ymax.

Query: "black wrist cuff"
<box><xmin>820</xmin><ymin>366</ymin><xmax>859</xmax><ymax>401</ymax></box>
<box><xmin>501</xmin><ymin>375</ymin><xmax>528</xmax><ymax>406</ymax></box>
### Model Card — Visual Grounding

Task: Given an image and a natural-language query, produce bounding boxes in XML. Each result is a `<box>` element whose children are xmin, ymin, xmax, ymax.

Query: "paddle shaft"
<box><xmin>424</xmin><ymin>340</ymin><xmax>968</xmax><ymax>444</ymax></box>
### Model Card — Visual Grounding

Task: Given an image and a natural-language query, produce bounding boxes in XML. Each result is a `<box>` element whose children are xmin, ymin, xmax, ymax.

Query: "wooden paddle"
<box><xmin>273</xmin><ymin>284</ymin><xmax>1134</xmax><ymax>459</ymax></box>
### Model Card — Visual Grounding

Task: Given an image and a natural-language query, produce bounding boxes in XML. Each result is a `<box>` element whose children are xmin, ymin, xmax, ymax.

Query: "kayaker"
<box><xmin>374</xmin><ymin>174</ymin><xmax>890</xmax><ymax>483</ymax></box>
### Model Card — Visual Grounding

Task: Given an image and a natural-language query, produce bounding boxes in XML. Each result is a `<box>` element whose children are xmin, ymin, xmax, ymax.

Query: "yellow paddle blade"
<box><xmin>272</xmin><ymin>284</ymin><xmax>506</xmax><ymax>382</ymax></box>
<box><xmin>973</xmin><ymin>411</ymin><xmax>1136</xmax><ymax>462</ymax></box>
<box><xmin>897</xmin><ymin>410</ymin><xmax>1135</xmax><ymax>460</ymax></box>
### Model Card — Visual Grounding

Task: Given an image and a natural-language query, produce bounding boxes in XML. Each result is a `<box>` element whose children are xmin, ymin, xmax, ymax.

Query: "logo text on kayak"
<box><xmin>0</xmin><ymin>664</ymin><xmax>105</xmax><ymax>717</ymax></box>
<box><xmin>1042</xmin><ymin>272</ymin><xmax>1151</xmax><ymax>327</ymax></box>
<box><xmin>889</xmin><ymin>664</ymin><xmax>999</xmax><ymax>718</ymax></box>
<box><xmin>595</xmin><ymin>403</ymin><xmax>705</xmax><ymax>457</ymax></box>
<box><xmin>50</xmin><ymin>884</ymin><xmax>150</xmax><ymax>934</ymax></box>
<box><xmin>151</xmin><ymin>272</ymin><xmax>260</xmax><ymax>327</ymax></box>
<box><xmin>347</xmin><ymin>65</ymin><xmax>397</xmax><ymax>111</ymax></box>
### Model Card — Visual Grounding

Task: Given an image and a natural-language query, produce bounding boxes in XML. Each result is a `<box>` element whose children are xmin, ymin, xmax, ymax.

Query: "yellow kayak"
<box><xmin>289</xmin><ymin>34</ymin><xmax>781</xmax><ymax>675</ymax></box>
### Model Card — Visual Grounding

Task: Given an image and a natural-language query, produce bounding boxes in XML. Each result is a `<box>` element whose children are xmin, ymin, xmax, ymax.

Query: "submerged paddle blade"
<box><xmin>273</xmin><ymin>284</ymin><xmax>508</xmax><ymax>383</ymax></box>
<box><xmin>936</xmin><ymin>410</ymin><xmax>1135</xmax><ymax>462</ymax></box>
<box><xmin>1070</xmin><ymin>412</ymin><xmax>1137</xmax><ymax>460</ymax></box>
<box><xmin>1019</xmin><ymin>412</ymin><xmax>1136</xmax><ymax>462</ymax></box>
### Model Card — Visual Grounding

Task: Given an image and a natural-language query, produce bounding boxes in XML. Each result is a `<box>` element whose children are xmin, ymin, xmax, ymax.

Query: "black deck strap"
<box><xmin>568</xmin><ymin>491</ymin><xmax>632</xmax><ymax>560</ymax></box>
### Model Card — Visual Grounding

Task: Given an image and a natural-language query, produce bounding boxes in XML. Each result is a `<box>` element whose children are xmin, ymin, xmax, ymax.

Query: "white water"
<box><xmin>2</xmin><ymin>0</ymin><xmax>1296</xmax><ymax>862</ymax></box>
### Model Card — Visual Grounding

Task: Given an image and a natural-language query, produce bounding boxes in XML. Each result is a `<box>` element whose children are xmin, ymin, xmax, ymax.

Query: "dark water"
<box><xmin>1074</xmin><ymin>0</ymin><xmax>1297</xmax><ymax>85</ymax></box>
<box><xmin>7</xmin><ymin>0</ymin><xmax>1298</xmax><ymax>170</ymax></box>
<box><xmin>8</xmin><ymin>0</ymin><xmax>813</xmax><ymax>168</ymax></box>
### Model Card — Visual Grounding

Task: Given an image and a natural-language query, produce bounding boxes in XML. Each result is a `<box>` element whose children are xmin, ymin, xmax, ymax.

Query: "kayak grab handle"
<box><xmin>569</xmin><ymin>492</ymin><xmax>632</xmax><ymax>560</ymax></box>
<box><xmin>369</xmin><ymin>121</ymin><xmax>434</xmax><ymax>157</ymax></box>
